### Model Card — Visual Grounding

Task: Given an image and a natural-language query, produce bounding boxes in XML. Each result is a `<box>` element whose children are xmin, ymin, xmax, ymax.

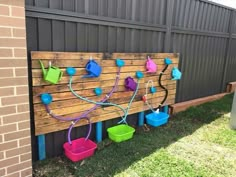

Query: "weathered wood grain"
<box><xmin>31</xmin><ymin>52</ymin><xmax>179</xmax><ymax>135</ymax></box>
<box><xmin>35</xmin><ymin>98</ymin><xmax>175</xmax><ymax>135</ymax></box>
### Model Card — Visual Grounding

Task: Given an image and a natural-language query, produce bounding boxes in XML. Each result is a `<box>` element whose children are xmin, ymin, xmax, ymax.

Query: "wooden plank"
<box><xmin>31</xmin><ymin>68</ymin><xmax>176</xmax><ymax>86</ymax></box>
<box><xmin>32</xmin><ymin>75</ymin><xmax>174</xmax><ymax>96</ymax></box>
<box><xmin>35</xmin><ymin>98</ymin><xmax>175</xmax><ymax>135</ymax></box>
<box><xmin>109</xmin><ymin>53</ymin><xmax>179</xmax><ymax>59</ymax></box>
<box><xmin>226</xmin><ymin>81</ymin><xmax>236</xmax><ymax>93</ymax></box>
<box><xmin>34</xmin><ymin>90</ymin><xmax>176</xmax><ymax>119</ymax></box>
<box><xmin>31</xmin><ymin>51</ymin><xmax>179</xmax><ymax>60</ymax></box>
<box><xmin>35</xmin><ymin>96</ymin><xmax>176</xmax><ymax>127</ymax></box>
<box><xmin>33</xmin><ymin>84</ymin><xmax>176</xmax><ymax>111</ymax></box>
<box><xmin>31</xmin><ymin>58</ymin><xmax>179</xmax><ymax>69</ymax></box>
<box><xmin>169</xmin><ymin>93</ymin><xmax>228</xmax><ymax>114</ymax></box>
<box><xmin>31</xmin><ymin>52</ymin><xmax>179</xmax><ymax>135</ymax></box>
<box><xmin>31</xmin><ymin>51</ymin><xmax>104</xmax><ymax>60</ymax></box>
<box><xmin>33</xmin><ymin>81</ymin><xmax>176</xmax><ymax>103</ymax></box>
<box><xmin>31</xmin><ymin>64</ymin><xmax>178</xmax><ymax>80</ymax></box>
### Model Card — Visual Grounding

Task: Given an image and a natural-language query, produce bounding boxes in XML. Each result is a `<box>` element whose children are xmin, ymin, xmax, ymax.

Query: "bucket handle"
<box><xmin>67</xmin><ymin>117</ymin><xmax>91</xmax><ymax>145</ymax></box>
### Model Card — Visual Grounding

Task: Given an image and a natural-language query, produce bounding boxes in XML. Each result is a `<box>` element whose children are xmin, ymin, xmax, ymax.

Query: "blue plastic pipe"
<box><xmin>38</xmin><ymin>135</ymin><xmax>46</xmax><ymax>160</ymax></box>
<box><xmin>96</xmin><ymin>122</ymin><xmax>102</xmax><ymax>142</ymax></box>
<box><xmin>163</xmin><ymin>105</ymin><xmax>169</xmax><ymax>114</ymax></box>
<box><xmin>138</xmin><ymin>111</ymin><xmax>145</xmax><ymax>126</ymax></box>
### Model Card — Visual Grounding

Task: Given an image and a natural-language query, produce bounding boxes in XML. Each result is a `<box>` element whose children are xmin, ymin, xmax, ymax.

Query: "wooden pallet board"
<box><xmin>31</xmin><ymin>52</ymin><xmax>179</xmax><ymax>135</ymax></box>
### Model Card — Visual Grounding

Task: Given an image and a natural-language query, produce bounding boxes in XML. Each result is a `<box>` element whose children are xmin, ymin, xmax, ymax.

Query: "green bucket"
<box><xmin>107</xmin><ymin>124</ymin><xmax>135</xmax><ymax>143</ymax></box>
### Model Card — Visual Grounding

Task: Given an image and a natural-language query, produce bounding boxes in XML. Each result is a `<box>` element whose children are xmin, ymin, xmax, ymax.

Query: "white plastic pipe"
<box><xmin>230</xmin><ymin>89</ymin><xmax>236</xmax><ymax>130</ymax></box>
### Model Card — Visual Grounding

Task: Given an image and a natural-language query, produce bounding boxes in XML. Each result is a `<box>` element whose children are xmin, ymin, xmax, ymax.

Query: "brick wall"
<box><xmin>0</xmin><ymin>0</ymin><xmax>32</xmax><ymax>177</ymax></box>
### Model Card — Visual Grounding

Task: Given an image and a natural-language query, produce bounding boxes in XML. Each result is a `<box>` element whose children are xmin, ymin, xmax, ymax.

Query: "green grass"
<box><xmin>33</xmin><ymin>94</ymin><xmax>236</xmax><ymax>177</ymax></box>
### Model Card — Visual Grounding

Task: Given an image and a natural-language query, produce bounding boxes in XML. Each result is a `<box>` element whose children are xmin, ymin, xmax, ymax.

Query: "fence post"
<box><xmin>163</xmin><ymin>105</ymin><xmax>169</xmax><ymax>114</ymax></box>
<box><xmin>221</xmin><ymin>10</ymin><xmax>234</xmax><ymax>92</ymax></box>
<box><xmin>96</xmin><ymin>121</ymin><xmax>102</xmax><ymax>142</ymax></box>
<box><xmin>164</xmin><ymin>0</ymin><xmax>175</xmax><ymax>52</ymax></box>
<box><xmin>38</xmin><ymin>135</ymin><xmax>46</xmax><ymax>160</ymax></box>
<box><xmin>138</xmin><ymin>111</ymin><xmax>145</xmax><ymax>126</ymax></box>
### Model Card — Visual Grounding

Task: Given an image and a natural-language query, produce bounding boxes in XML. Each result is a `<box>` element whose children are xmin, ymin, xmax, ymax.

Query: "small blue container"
<box><xmin>145</xmin><ymin>112</ymin><xmax>169</xmax><ymax>127</ymax></box>
<box><xmin>116</xmin><ymin>59</ymin><xmax>125</xmax><ymax>67</ymax></box>
<box><xmin>94</xmin><ymin>87</ymin><xmax>102</xmax><ymax>96</ymax></box>
<box><xmin>66</xmin><ymin>67</ymin><xmax>76</xmax><ymax>76</ymax></box>
<box><xmin>41</xmin><ymin>93</ymin><xmax>52</xmax><ymax>105</ymax></box>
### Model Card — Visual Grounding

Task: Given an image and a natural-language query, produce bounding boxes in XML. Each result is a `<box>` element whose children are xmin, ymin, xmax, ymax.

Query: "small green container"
<box><xmin>107</xmin><ymin>124</ymin><xmax>135</xmax><ymax>143</ymax></box>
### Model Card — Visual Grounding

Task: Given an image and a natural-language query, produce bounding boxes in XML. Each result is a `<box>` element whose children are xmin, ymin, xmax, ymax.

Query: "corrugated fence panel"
<box><xmin>226</xmin><ymin>39</ymin><xmax>236</xmax><ymax>83</ymax></box>
<box><xmin>26</xmin><ymin>0</ymin><xmax>167</xmax><ymax>25</ymax></box>
<box><xmin>173</xmin><ymin>0</ymin><xmax>231</xmax><ymax>32</ymax></box>
<box><xmin>25</xmin><ymin>0</ymin><xmax>236</xmax><ymax>160</ymax></box>
<box><xmin>172</xmin><ymin>33</ymin><xmax>227</xmax><ymax>102</ymax></box>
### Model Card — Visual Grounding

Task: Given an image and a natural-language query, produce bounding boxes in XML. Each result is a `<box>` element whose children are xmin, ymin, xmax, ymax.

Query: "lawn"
<box><xmin>33</xmin><ymin>94</ymin><xmax>236</xmax><ymax>177</ymax></box>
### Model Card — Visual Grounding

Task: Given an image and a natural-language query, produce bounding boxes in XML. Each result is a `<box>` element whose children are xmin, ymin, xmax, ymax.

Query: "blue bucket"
<box><xmin>145</xmin><ymin>112</ymin><xmax>169</xmax><ymax>127</ymax></box>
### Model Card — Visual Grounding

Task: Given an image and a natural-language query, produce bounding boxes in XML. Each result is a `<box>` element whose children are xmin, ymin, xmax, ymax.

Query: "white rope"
<box><xmin>145</xmin><ymin>80</ymin><xmax>159</xmax><ymax>113</ymax></box>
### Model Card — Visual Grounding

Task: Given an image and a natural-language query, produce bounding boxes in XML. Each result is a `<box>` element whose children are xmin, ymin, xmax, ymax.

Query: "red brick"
<box><xmin>0</xmin><ymin>27</ymin><xmax>11</xmax><ymax>37</ymax></box>
<box><xmin>0</xmin><ymin>59</ymin><xmax>27</xmax><ymax>67</ymax></box>
<box><xmin>21</xmin><ymin>167</ymin><xmax>32</xmax><ymax>176</ymax></box>
<box><xmin>0</xmin><ymin>48</ymin><xmax>12</xmax><ymax>57</ymax></box>
<box><xmin>18</xmin><ymin>120</ymin><xmax>30</xmax><ymax>130</ymax></box>
<box><xmin>20</xmin><ymin>152</ymin><xmax>31</xmax><ymax>162</ymax></box>
<box><xmin>0</xmin><ymin>87</ymin><xmax>14</xmax><ymax>97</ymax></box>
<box><xmin>4</xmin><ymin>129</ymin><xmax>30</xmax><ymax>141</ymax></box>
<box><xmin>0</xmin><ymin>5</ymin><xmax>9</xmax><ymax>15</ymax></box>
<box><xmin>0</xmin><ymin>38</ymin><xmax>26</xmax><ymax>47</ymax></box>
<box><xmin>0</xmin><ymin>135</ymin><xmax>2</xmax><ymax>143</ymax></box>
<box><xmin>11</xmin><ymin>6</ymin><xmax>25</xmax><ymax>17</ymax></box>
<box><xmin>0</xmin><ymin>156</ymin><xmax>19</xmax><ymax>168</ymax></box>
<box><xmin>7</xmin><ymin>172</ymin><xmax>20</xmax><ymax>177</ymax></box>
<box><xmin>13</xmin><ymin>28</ymin><xmax>26</xmax><ymax>37</ymax></box>
<box><xmin>6</xmin><ymin>145</ymin><xmax>31</xmax><ymax>158</ymax></box>
<box><xmin>0</xmin><ymin>68</ymin><xmax>14</xmax><ymax>78</ymax></box>
<box><xmin>0</xmin><ymin>16</ymin><xmax>25</xmax><ymax>28</ymax></box>
<box><xmin>17</xmin><ymin>104</ymin><xmax>29</xmax><ymax>113</ymax></box>
<box><xmin>7</xmin><ymin>160</ymin><xmax>31</xmax><ymax>174</ymax></box>
<box><xmin>19</xmin><ymin>137</ymin><xmax>31</xmax><ymax>146</ymax></box>
<box><xmin>0</xmin><ymin>105</ymin><xmax>16</xmax><ymax>116</ymax></box>
<box><xmin>0</xmin><ymin>0</ymin><xmax>24</xmax><ymax>6</ymax></box>
<box><xmin>15</xmin><ymin>68</ymin><xmax>28</xmax><ymax>77</ymax></box>
<box><xmin>2</xmin><ymin>95</ymin><xmax>29</xmax><ymax>106</ymax></box>
<box><xmin>0</xmin><ymin>123</ymin><xmax>17</xmax><ymax>134</ymax></box>
<box><xmin>3</xmin><ymin>112</ymin><xmax>30</xmax><ymax>124</ymax></box>
<box><xmin>0</xmin><ymin>168</ymin><xmax>6</xmax><ymax>176</ymax></box>
<box><xmin>14</xmin><ymin>48</ymin><xmax>26</xmax><ymax>57</ymax></box>
<box><xmin>16</xmin><ymin>86</ymin><xmax>28</xmax><ymax>95</ymax></box>
<box><xmin>0</xmin><ymin>151</ymin><xmax>4</xmax><ymax>160</ymax></box>
<box><xmin>0</xmin><ymin>141</ymin><xmax>17</xmax><ymax>151</ymax></box>
<box><xmin>0</xmin><ymin>77</ymin><xmax>28</xmax><ymax>87</ymax></box>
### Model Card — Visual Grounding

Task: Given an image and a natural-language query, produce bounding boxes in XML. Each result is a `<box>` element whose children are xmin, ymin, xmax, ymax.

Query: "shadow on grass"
<box><xmin>33</xmin><ymin>94</ymin><xmax>233</xmax><ymax>177</ymax></box>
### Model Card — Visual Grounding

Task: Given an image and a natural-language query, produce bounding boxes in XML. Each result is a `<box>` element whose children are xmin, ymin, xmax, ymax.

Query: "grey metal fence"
<box><xmin>25</xmin><ymin>0</ymin><xmax>236</xmax><ymax>160</ymax></box>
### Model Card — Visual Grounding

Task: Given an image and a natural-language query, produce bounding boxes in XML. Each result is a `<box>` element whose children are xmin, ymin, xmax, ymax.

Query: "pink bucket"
<box><xmin>63</xmin><ymin>117</ymin><xmax>97</xmax><ymax>162</ymax></box>
<box><xmin>63</xmin><ymin>138</ymin><xmax>97</xmax><ymax>162</ymax></box>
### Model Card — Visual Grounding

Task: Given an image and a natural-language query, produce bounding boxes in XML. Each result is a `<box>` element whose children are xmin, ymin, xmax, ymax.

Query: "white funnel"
<box><xmin>230</xmin><ymin>90</ymin><xmax>236</xmax><ymax>129</ymax></box>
